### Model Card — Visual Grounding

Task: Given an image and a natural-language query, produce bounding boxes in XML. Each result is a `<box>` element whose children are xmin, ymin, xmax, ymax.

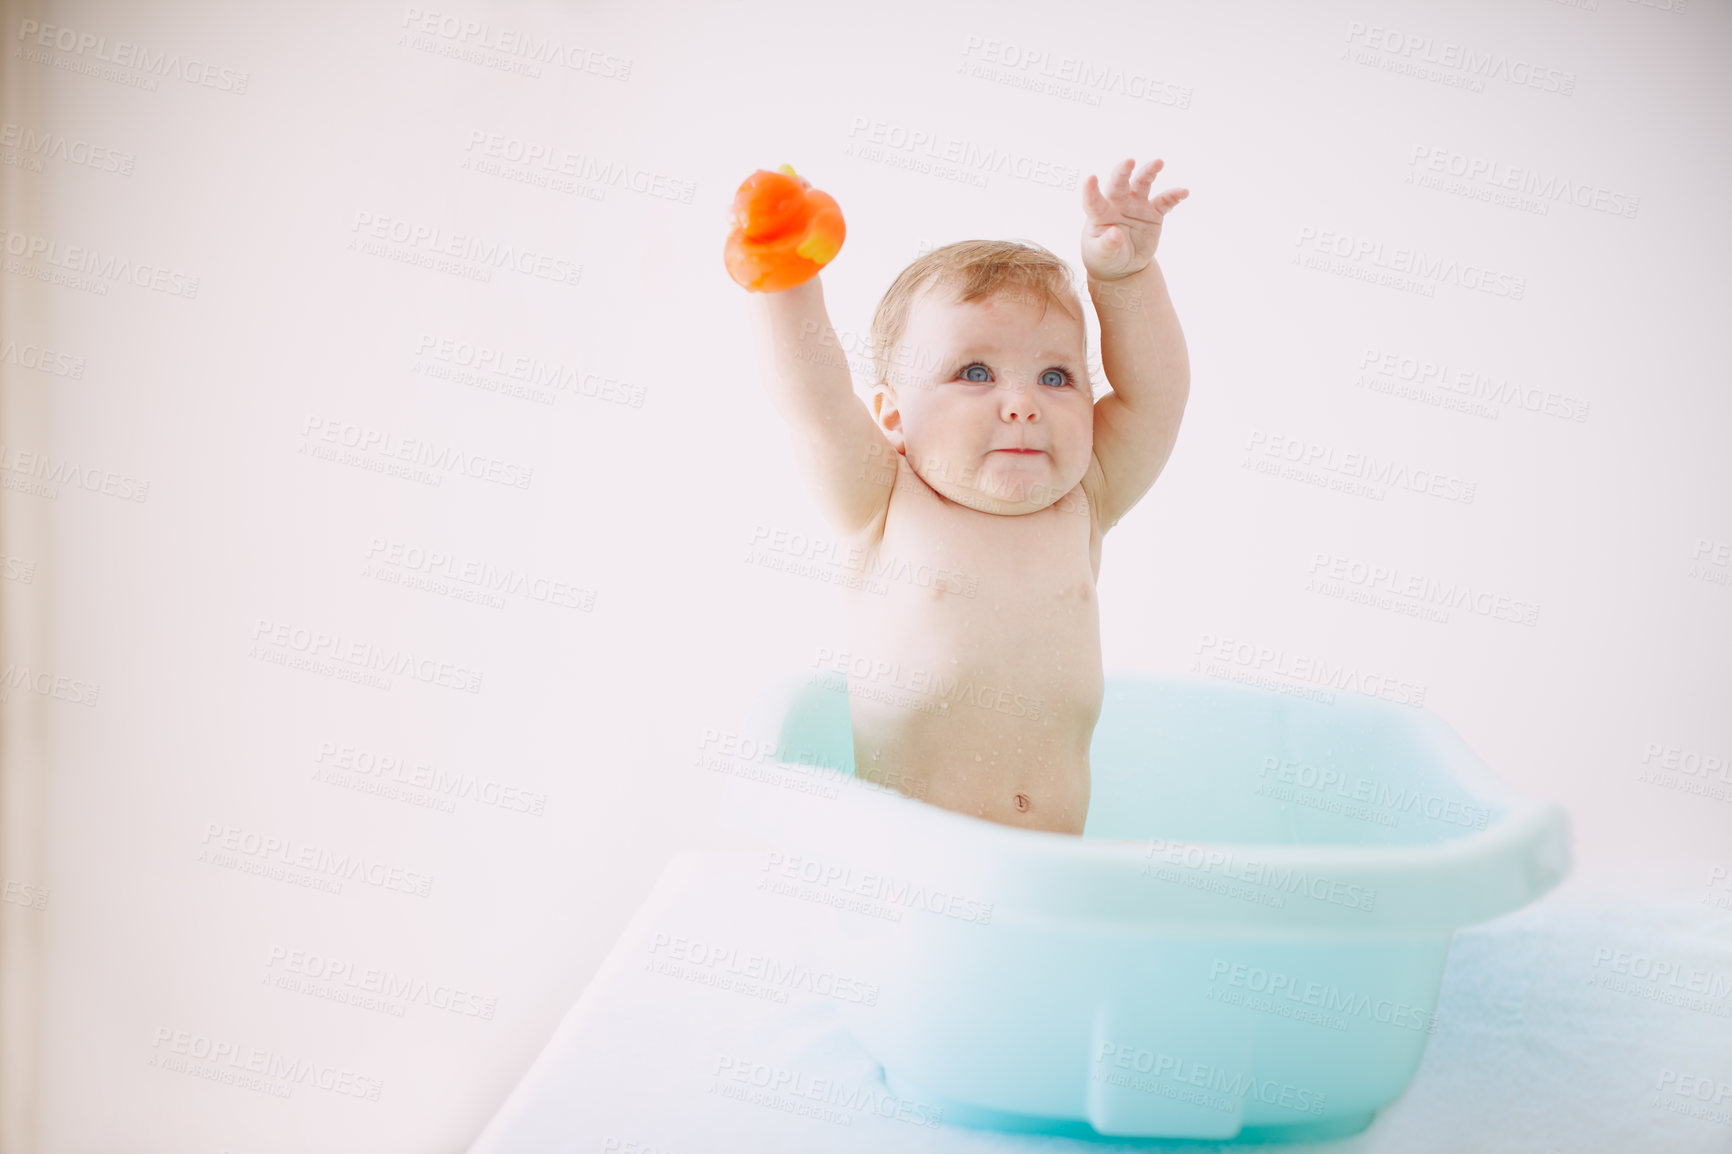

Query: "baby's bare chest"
<box><xmin>842</xmin><ymin>465</ymin><xmax>1103</xmax><ymax>691</ymax></box>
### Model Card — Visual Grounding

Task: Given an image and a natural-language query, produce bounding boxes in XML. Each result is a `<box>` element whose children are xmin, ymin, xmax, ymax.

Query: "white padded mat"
<box><xmin>469</xmin><ymin>851</ymin><xmax>1732</xmax><ymax>1153</ymax></box>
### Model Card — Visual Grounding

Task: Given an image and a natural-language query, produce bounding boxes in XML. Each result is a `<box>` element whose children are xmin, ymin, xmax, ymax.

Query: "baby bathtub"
<box><xmin>726</xmin><ymin>670</ymin><xmax>1572</xmax><ymax>1142</ymax></box>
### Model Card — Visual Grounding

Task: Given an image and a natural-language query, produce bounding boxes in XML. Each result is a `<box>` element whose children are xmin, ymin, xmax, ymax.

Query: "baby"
<box><xmin>750</xmin><ymin>158</ymin><xmax>1190</xmax><ymax>835</ymax></box>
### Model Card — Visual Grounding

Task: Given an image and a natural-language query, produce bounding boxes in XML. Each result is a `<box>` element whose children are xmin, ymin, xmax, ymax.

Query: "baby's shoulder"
<box><xmin>1077</xmin><ymin>453</ymin><xmax>1111</xmax><ymax>535</ymax></box>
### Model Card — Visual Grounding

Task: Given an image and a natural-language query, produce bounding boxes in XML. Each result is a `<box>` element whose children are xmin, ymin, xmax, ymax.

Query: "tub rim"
<box><xmin>737</xmin><ymin>669</ymin><xmax>1574</xmax><ymax>933</ymax></box>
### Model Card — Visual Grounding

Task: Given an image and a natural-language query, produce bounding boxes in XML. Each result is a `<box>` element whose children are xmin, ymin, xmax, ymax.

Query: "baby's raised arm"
<box><xmin>751</xmin><ymin>277</ymin><xmax>895</xmax><ymax>538</ymax></box>
<box><xmin>1078</xmin><ymin>157</ymin><xmax>1192</xmax><ymax>533</ymax></box>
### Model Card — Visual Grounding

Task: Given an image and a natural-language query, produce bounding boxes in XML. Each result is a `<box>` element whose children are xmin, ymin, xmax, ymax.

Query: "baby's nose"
<box><xmin>999</xmin><ymin>383</ymin><xmax>1041</xmax><ymax>419</ymax></box>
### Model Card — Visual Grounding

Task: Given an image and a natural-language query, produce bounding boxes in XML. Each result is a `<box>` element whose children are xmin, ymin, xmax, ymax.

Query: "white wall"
<box><xmin>2</xmin><ymin>0</ymin><xmax>1726</xmax><ymax>1149</ymax></box>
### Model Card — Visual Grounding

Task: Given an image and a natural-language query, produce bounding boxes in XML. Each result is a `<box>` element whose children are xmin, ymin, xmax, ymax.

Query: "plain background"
<box><xmin>0</xmin><ymin>0</ymin><xmax>1727</xmax><ymax>1150</ymax></box>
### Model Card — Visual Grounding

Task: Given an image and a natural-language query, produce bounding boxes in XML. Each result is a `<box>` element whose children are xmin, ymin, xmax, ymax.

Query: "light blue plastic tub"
<box><xmin>729</xmin><ymin>671</ymin><xmax>1571</xmax><ymax>1142</ymax></box>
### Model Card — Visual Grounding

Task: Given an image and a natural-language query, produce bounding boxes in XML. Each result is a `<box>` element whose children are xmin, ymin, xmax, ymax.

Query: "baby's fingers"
<box><xmin>1129</xmin><ymin>158</ymin><xmax>1164</xmax><ymax>198</ymax></box>
<box><xmin>1082</xmin><ymin>173</ymin><xmax>1117</xmax><ymax>219</ymax></box>
<box><xmin>1152</xmin><ymin>187</ymin><xmax>1189</xmax><ymax>214</ymax></box>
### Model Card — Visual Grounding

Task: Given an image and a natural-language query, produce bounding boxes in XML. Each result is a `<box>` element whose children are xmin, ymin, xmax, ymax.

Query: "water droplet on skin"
<box><xmin>975</xmin><ymin>754</ymin><xmax>982</xmax><ymax>761</ymax></box>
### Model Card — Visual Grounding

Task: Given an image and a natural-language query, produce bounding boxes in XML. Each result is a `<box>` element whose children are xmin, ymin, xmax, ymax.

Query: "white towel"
<box><xmin>468</xmin><ymin>854</ymin><xmax>1732</xmax><ymax>1153</ymax></box>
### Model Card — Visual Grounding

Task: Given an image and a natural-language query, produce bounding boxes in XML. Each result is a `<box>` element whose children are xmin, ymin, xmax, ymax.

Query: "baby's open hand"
<box><xmin>1080</xmin><ymin>157</ymin><xmax>1188</xmax><ymax>282</ymax></box>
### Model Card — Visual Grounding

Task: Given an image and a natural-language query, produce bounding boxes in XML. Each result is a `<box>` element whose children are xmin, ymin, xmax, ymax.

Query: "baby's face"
<box><xmin>875</xmin><ymin>287</ymin><xmax>1093</xmax><ymax>516</ymax></box>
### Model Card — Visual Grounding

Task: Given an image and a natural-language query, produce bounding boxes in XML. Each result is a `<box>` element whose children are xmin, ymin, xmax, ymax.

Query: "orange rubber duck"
<box><xmin>724</xmin><ymin>164</ymin><xmax>845</xmax><ymax>292</ymax></box>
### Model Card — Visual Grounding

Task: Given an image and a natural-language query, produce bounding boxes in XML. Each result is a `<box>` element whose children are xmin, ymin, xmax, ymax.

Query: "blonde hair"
<box><xmin>867</xmin><ymin>239</ymin><xmax>1093</xmax><ymax>398</ymax></box>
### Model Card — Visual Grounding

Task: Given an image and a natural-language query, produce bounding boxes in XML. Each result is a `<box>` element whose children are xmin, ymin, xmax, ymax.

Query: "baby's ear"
<box><xmin>870</xmin><ymin>389</ymin><xmax>905</xmax><ymax>449</ymax></box>
<box><xmin>870</xmin><ymin>388</ymin><xmax>892</xmax><ymax>424</ymax></box>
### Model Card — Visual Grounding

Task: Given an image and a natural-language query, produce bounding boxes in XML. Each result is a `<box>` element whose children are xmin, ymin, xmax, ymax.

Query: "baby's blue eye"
<box><xmin>960</xmin><ymin>364</ymin><xmax>991</xmax><ymax>382</ymax></box>
<box><xmin>1041</xmin><ymin>368</ymin><xmax>1071</xmax><ymax>388</ymax></box>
